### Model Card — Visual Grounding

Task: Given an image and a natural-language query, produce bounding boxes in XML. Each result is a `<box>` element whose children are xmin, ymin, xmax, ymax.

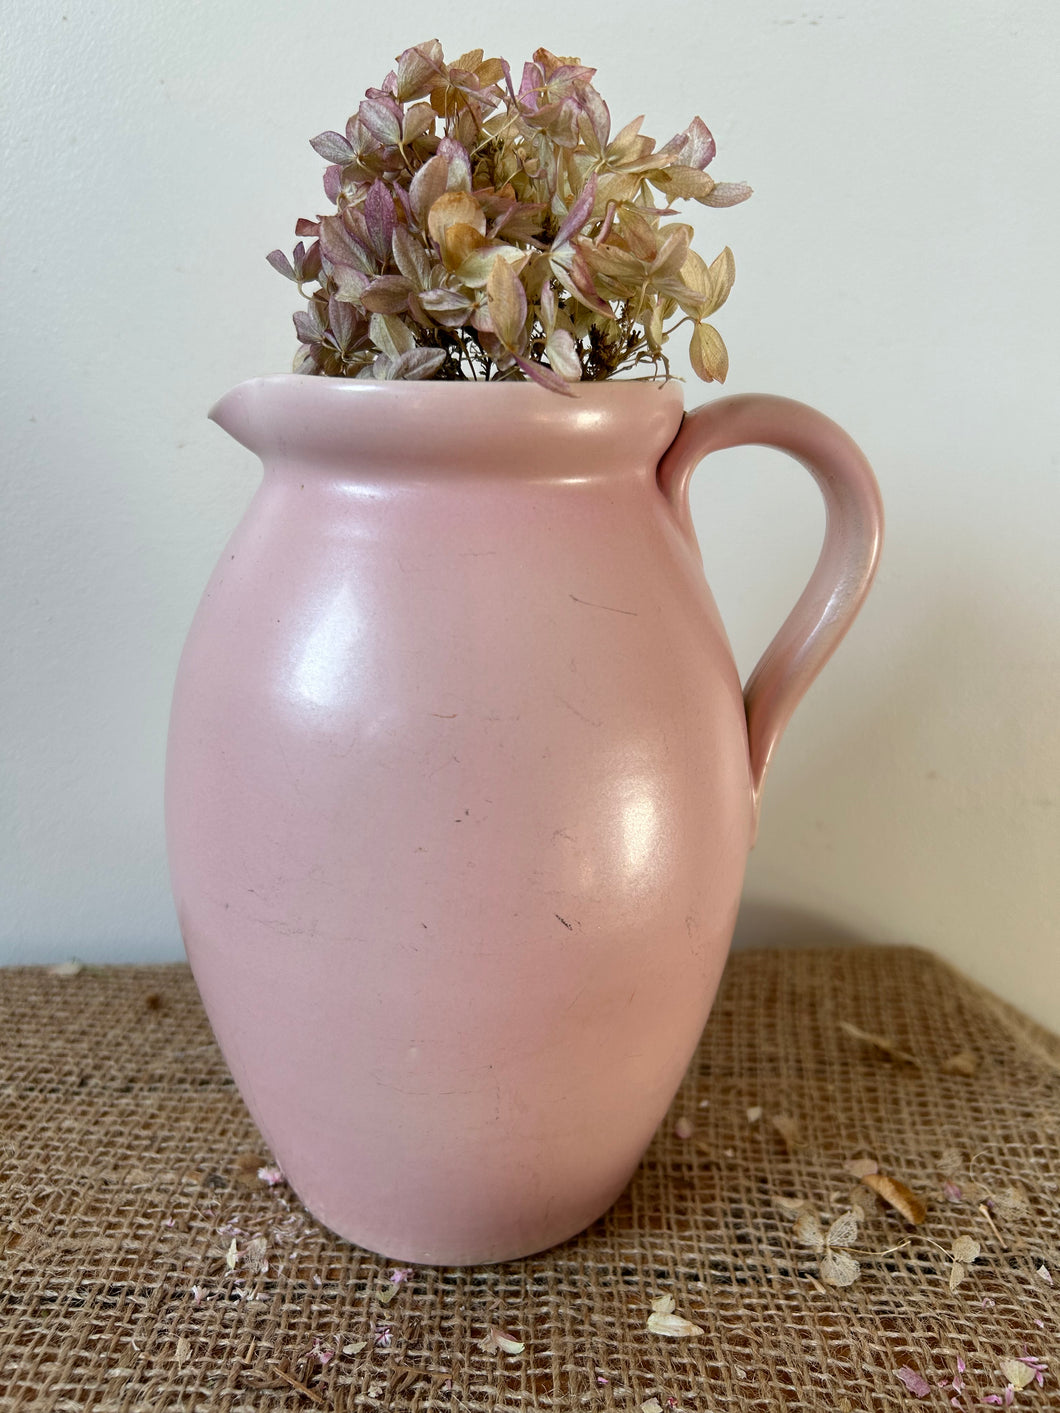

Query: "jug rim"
<box><xmin>208</xmin><ymin>373</ymin><xmax>689</xmax><ymax>474</ymax></box>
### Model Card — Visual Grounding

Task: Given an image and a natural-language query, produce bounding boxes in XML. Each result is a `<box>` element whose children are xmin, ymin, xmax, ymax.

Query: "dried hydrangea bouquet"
<box><xmin>166</xmin><ymin>40</ymin><xmax>882</xmax><ymax>1264</ymax></box>
<box><xmin>267</xmin><ymin>40</ymin><xmax>751</xmax><ymax>392</ymax></box>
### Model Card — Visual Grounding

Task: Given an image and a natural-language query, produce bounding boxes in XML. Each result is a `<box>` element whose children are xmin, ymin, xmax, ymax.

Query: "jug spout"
<box><xmin>208</xmin><ymin>380</ymin><xmax>265</xmax><ymax>455</ymax></box>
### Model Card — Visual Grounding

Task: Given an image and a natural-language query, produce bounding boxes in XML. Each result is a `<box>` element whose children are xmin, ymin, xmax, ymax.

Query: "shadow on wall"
<box><xmin>721</xmin><ymin>568</ymin><xmax>1060</xmax><ymax>1029</ymax></box>
<box><xmin>731</xmin><ymin>899</ymin><xmax>874</xmax><ymax>951</ymax></box>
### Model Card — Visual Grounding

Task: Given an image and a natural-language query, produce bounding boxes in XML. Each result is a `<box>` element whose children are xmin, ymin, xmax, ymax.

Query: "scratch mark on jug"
<box><xmin>428</xmin><ymin>753</ymin><xmax>461</xmax><ymax>778</ymax></box>
<box><xmin>555</xmin><ymin>914</ymin><xmax>574</xmax><ymax>931</ymax></box>
<box><xmin>557</xmin><ymin>695</ymin><xmax>603</xmax><ymax>728</ymax></box>
<box><xmin>569</xmin><ymin>593</ymin><xmax>638</xmax><ymax>616</ymax></box>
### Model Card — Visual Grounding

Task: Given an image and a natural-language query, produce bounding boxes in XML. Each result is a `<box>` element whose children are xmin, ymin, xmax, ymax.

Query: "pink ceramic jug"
<box><xmin>165</xmin><ymin>376</ymin><xmax>881</xmax><ymax>1264</ymax></box>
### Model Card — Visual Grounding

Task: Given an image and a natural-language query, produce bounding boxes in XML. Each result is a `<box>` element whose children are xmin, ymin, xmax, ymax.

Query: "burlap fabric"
<box><xmin>1</xmin><ymin>946</ymin><xmax>1057</xmax><ymax>1412</ymax></box>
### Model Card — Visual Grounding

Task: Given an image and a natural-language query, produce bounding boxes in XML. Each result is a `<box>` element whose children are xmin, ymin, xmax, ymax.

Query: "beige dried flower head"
<box><xmin>793</xmin><ymin>1209</ymin><xmax>861</xmax><ymax>1287</ymax></box>
<box><xmin>268</xmin><ymin>41</ymin><xmax>750</xmax><ymax>393</ymax></box>
<box><xmin>948</xmin><ymin>1233</ymin><xmax>980</xmax><ymax>1290</ymax></box>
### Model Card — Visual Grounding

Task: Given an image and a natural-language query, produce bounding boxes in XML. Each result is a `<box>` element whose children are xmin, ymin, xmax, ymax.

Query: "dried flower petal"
<box><xmin>896</xmin><ymin>1366</ymin><xmax>932</xmax><ymax>1398</ymax></box>
<box><xmin>257</xmin><ymin>1165</ymin><xmax>284</xmax><ymax>1187</ymax></box>
<box><xmin>268</xmin><ymin>41</ymin><xmax>747</xmax><ymax>387</ymax></box>
<box><xmin>647</xmin><ymin>1311</ymin><xmax>703</xmax><ymax>1338</ymax></box>
<box><xmin>485</xmin><ymin>257</ymin><xmax>528</xmax><ymax>350</ymax></box>
<box><xmin>674</xmin><ymin>1116</ymin><xmax>694</xmax><ymax>1140</ymax></box>
<box><xmin>999</xmin><ymin>1360</ymin><xmax>1036</xmax><ymax>1392</ymax></box>
<box><xmin>769</xmin><ymin>1114</ymin><xmax>803</xmax><ymax>1150</ymax></box>
<box><xmin>244</xmin><ymin>1236</ymin><xmax>268</xmax><ymax>1274</ymax></box>
<box><xmin>793</xmin><ymin>1210</ymin><xmax>824</xmax><ymax>1251</ymax></box>
<box><xmin>827</xmin><ymin>1211</ymin><xmax>860</xmax><ymax>1248</ymax></box>
<box><xmin>838</xmin><ymin>1020</ymin><xmax>920</xmax><ymax>1066</ymax></box>
<box><xmin>690</xmin><ymin>321</ymin><xmax>728</xmax><ymax>383</ymax></box>
<box><xmin>820</xmin><ymin>1248</ymin><xmax>860</xmax><ymax>1287</ymax></box>
<box><xmin>994</xmin><ymin>1184</ymin><xmax>1029</xmax><ymax>1217</ymax></box>
<box><xmin>1037</xmin><ymin>1263</ymin><xmax>1053</xmax><ymax>1285</ymax></box>
<box><xmin>861</xmin><ymin>1172</ymin><xmax>927</xmax><ymax>1224</ymax></box>
<box><xmin>703</xmin><ymin>181</ymin><xmax>753</xmax><ymax>207</ymax></box>
<box><xmin>844</xmin><ymin>1157</ymin><xmax>879</xmax><ymax>1180</ymax></box>
<box><xmin>481</xmin><ymin>1326</ymin><xmax>525</xmax><ymax>1354</ymax></box>
<box><xmin>952</xmin><ymin>1235</ymin><xmax>980</xmax><ymax>1263</ymax></box>
<box><xmin>48</xmin><ymin>960</ymin><xmax>84</xmax><ymax>977</ymax></box>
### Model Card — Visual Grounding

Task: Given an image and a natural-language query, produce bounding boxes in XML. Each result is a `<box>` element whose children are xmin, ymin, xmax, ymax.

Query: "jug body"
<box><xmin>165</xmin><ymin>377</ymin><xmax>756</xmax><ymax>1263</ymax></box>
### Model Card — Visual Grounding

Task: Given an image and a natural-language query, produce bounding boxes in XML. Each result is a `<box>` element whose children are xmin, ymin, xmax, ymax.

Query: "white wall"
<box><xmin>3</xmin><ymin>2</ymin><xmax>1058</xmax><ymax>1025</ymax></box>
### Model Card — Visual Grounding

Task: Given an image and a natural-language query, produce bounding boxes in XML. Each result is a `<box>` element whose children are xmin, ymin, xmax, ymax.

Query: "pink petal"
<box><xmin>897</xmin><ymin>1366</ymin><xmax>932</xmax><ymax>1398</ymax></box>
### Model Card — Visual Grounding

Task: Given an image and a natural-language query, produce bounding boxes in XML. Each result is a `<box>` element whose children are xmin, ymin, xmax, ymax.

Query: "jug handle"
<box><xmin>657</xmin><ymin>394</ymin><xmax>883</xmax><ymax>836</ymax></box>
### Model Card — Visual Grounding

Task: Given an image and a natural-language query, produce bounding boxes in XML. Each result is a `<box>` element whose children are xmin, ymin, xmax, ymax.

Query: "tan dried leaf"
<box><xmin>175</xmin><ymin>1336</ymin><xmax>191</xmax><ymax>1364</ymax></box>
<box><xmin>370</xmin><ymin>313</ymin><xmax>415</xmax><ymax>359</ymax></box>
<box><xmin>844</xmin><ymin>1157</ymin><xmax>879</xmax><ymax>1180</ymax></box>
<box><xmin>746</xmin><ymin>1105</ymin><xmax>763</xmax><ymax>1123</ymax></box>
<box><xmin>999</xmin><ymin>1359</ymin><xmax>1036</xmax><ymax>1391</ymax></box>
<box><xmin>861</xmin><ymin>1172</ymin><xmax>927</xmax><ymax>1224</ymax></box>
<box><xmin>453</xmin><ymin>242</ymin><xmax>526</xmax><ymax>290</ymax></box>
<box><xmin>674</xmin><ymin>1116</ymin><xmax>694</xmax><ymax>1140</ymax></box>
<box><xmin>838</xmin><ymin>1020</ymin><xmax>920</xmax><ymax>1066</ymax></box>
<box><xmin>702</xmin><ymin>246</ymin><xmax>735</xmax><ymax>315</ymax></box>
<box><xmin>949</xmin><ymin>1260</ymin><xmax>969</xmax><ymax>1291</ymax></box>
<box><xmin>820</xmin><ymin>1248</ymin><xmax>861</xmax><ymax>1287</ymax></box>
<box><xmin>952</xmin><ymin>1235</ymin><xmax>981</xmax><ymax>1264</ymax></box>
<box><xmin>485</xmin><ymin>257</ymin><xmax>527</xmax><ymax>349</ymax></box>
<box><xmin>544</xmin><ymin>330</ymin><xmax>580</xmax><ymax>381</ymax></box>
<box><xmin>655</xmin><ymin>166</ymin><xmax>716</xmax><ymax>202</ymax></box>
<box><xmin>444</xmin><ymin>222</ymin><xmax>487</xmax><ymax>269</ymax></box>
<box><xmin>679</xmin><ymin>248</ymin><xmax>711</xmax><ymax>303</ymax></box>
<box><xmin>650</xmin><ymin>1293</ymin><xmax>675</xmax><ymax>1315</ymax></box>
<box><xmin>620</xmin><ymin>208</ymin><xmax>658</xmax><ymax>262</ymax></box>
<box><xmin>689</xmin><ymin>321</ymin><xmax>728</xmax><ymax>383</ymax></box>
<box><xmin>640</xmin><ymin>1400</ymin><xmax>664</xmax><ymax>1413</ymax></box>
<box><xmin>342</xmin><ymin>1340</ymin><xmax>368</xmax><ymax>1355</ymax></box>
<box><xmin>770</xmin><ymin>1113</ymin><xmax>803</xmax><ymax>1150</ymax></box>
<box><xmin>225</xmin><ymin>1237</ymin><xmax>239</xmax><ymax>1270</ymax></box>
<box><xmin>1037</xmin><ymin>1263</ymin><xmax>1053</xmax><ymax>1285</ymax></box>
<box><xmin>942</xmin><ymin>1050</ymin><xmax>979</xmax><ymax>1076</ymax></box>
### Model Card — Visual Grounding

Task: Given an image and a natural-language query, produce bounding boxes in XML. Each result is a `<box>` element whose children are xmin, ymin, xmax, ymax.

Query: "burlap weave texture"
<box><xmin>1</xmin><ymin>946</ymin><xmax>1057</xmax><ymax>1411</ymax></box>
